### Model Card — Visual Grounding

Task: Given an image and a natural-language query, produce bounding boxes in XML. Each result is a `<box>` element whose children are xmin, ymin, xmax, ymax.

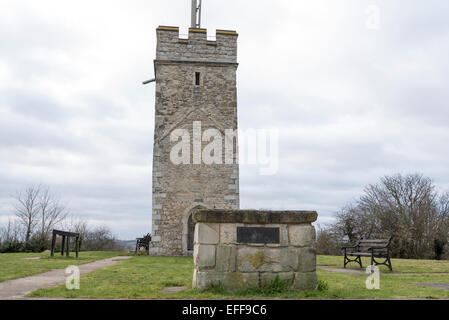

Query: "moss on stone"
<box><xmin>247</xmin><ymin>251</ymin><xmax>266</xmax><ymax>269</ymax></box>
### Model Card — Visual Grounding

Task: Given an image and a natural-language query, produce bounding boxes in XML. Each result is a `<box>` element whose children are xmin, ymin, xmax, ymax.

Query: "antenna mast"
<box><xmin>191</xmin><ymin>0</ymin><xmax>202</xmax><ymax>28</ymax></box>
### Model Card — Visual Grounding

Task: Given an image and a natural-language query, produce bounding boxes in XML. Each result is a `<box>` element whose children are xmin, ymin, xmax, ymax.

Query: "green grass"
<box><xmin>317</xmin><ymin>255</ymin><xmax>449</xmax><ymax>273</ymax></box>
<box><xmin>29</xmin><ymin>256</ymin><xmax>196</xmax><ymax>299</ymax></box>
<box><xmin>0</xmin><ymin>251</ymin><xmax>129</xmax><ymax>283</ymax></box>
<box><xmin>27</xmin><ymin>255</ymin><xmax>449</xmax><ymax>299</ymax></box>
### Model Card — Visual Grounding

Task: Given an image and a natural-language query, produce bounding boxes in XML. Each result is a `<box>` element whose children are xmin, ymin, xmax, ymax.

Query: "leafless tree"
<box><xmin>63</xmin><ymin>216</ymin><xmax>89</xmax><ymax>240</ymax></box>
<box><xmin>0</xmin><ymin>219</ymin><xmax>24</xmax><ymax>243</ymax></box>
<box><xmin>315</xmin><ymin>224</ymin><xmax>341</xmax><ymax>255</ymax></box>
<box><xmin>13</xmin><ymin>185</ymin><xmax>69</xmax><ymax>243</ymax></box>
<box><xmin>81</xmin><ymin>225</ymin><xmax>124</xmax><ymax>251</ymax></box>
<box><xmin>13</xmin><ymin>186</ymin><xmax>40</xmax><ymax>242</ymax></box>
<box><xmin>331</xmin><ymin>173</ymin><xmax>449</xmax><ymax>259</ymax></box>
<box><xmin>37</xmin><ymin>187</ymin><xmax>69</xmax><ymax>241</ymax></box>
<box><xmin>59</xmin><ymin>217</ymin><xmax>124</xmax><ymax>251</ymax></box>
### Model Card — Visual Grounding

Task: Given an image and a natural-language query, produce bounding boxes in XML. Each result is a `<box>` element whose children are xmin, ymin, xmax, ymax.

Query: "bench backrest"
<box><xmin>357</xmin><ymin>238</ymin><xmax>392</xmax><ymax>253</ymax></box>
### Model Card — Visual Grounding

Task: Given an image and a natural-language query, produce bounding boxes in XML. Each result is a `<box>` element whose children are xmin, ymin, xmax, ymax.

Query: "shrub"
<box><xmin>0</xmin><ymin>240</ymin><xmax>24</xmax><ymax>253</ymax></box>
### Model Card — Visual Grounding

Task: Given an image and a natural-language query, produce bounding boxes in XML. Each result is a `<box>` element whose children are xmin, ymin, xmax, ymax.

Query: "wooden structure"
<box><xmin>342</xmin><ymin>237</ymin><xmax>393</xmax><ymax>271</ymax></box>
<box><xmin>135</xmin><ymin>233</ymin><xmax>151</xmax><ymax>252</ymax></box>
<box><xmin>51</xmin><ymin>229</ymin><xmax>80</xmax><ymax>258</ymax></box>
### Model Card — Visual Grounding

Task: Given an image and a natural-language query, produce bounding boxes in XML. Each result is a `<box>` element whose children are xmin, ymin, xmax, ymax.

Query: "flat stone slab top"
<box><xmin>160</xmin><ymin>286</ymin><xmax>187</xmax><ymax>293</ymax></box>
<box><xmin>193</xmin><ymin>210</ymin><xmax>318</xmax><ymax>224</ymax></box>
<box><xmin>411</xmin><ymin>283</ymin><xmax>449</xmax><ymax>290</ymax></box>
<box><xmin>22</xmin><ymin>257</ymin><xmax>41</xmax><ymax>260</ymax></box>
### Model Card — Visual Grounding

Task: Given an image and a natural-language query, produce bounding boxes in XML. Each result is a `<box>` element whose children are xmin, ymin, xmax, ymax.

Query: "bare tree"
<box><xmin>81</xmin><ymin>225</ymin><xmax>124</xmax><ymax>251</ymax></box>
<box><xmin>331</xmin><ymin>173</ymin><xmax>449</xmax><ymax>259</ymax></box>
<box><xmin>37</xmin><ymin>187</ymin><xmax>69</xmax><ymax>241</ymax></box>
<box><xmin>0</xmin><ymin>219</ymin><xmax>24</xmax><ymax>243</ymax></box>
<box><xmin>13</xmin><ymin>185</ymin><xmax>69</xmax><ymax>244</ymax></box>
<box><xmin>13</xmin><ymin>186</ymin><xmax>40</xmax><ymax>242</ymax></box>
<box><xmin>0</xmin><ymin>219</ymin><xmax>25</xmax><ymax>252</ymax></box>
<box><xmin>315</xmin><ymin>224</ymin><xmax>341</xmax><ymax>255</ymax></box>
<box><xmin>63</xmin><ymin>216</ymin><xmax>89</xmax><ymax>241</ymax></box>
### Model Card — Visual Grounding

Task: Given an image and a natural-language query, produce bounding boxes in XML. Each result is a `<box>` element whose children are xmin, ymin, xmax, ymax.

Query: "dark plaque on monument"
<box><xmin>237</xmin><ymin>227</ymin><xmax>280</xmax><ymax>244</ymax></box>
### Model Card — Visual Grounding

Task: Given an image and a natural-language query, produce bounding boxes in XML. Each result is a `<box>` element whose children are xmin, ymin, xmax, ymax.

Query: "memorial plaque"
<box><xmin>237</xmin><ymin>227</ymin><xmax>280</xmax><ymax>244</ymax></box>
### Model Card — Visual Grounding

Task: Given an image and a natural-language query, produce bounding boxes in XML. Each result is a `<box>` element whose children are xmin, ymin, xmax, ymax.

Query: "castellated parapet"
<box><xmin>156</xmin><ymin>26</ymin><xmax>238</xmax><ymax>63</ymax></box>
<box><xmin>150</xmin><ymin>26</ymin><xmax>240</xmax><ymax>256</ymax></box>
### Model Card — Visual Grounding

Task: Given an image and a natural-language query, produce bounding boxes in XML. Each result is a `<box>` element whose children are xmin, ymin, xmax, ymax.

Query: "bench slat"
<box><xmin>359</xmin><ymin>244</ymin><xmax>388</xmax><ymax>248</ymax></box>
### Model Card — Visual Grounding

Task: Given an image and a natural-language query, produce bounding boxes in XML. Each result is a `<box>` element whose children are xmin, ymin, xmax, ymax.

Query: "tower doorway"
<box><xmin>187</xmin><ymin>205</ymin><xmax>205</xmax><ymax>251</ymax></box>
<box><xmin>187</xmin><ymin>214</ymin><xmax>195</xmax><ymax>251</ymax></box>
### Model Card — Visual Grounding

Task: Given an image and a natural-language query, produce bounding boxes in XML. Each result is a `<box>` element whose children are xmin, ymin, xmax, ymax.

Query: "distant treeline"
<box><xmin>0</xmin><ymin>185</ymin><xmax>125</xmax><ymax>253</ymax></box>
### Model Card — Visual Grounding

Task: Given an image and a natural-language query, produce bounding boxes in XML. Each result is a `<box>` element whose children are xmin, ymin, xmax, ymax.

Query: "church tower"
<box><xmin>149</xmin><ymin>24</ymin><xmax>240</xmax><ymax>256</ymax></box>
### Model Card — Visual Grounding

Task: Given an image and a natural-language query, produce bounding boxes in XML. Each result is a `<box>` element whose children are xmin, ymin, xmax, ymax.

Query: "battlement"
<box><xmin>156</xmin><ymin>26</ymin><xmax>238</xmax><ymax>63</ymax></box>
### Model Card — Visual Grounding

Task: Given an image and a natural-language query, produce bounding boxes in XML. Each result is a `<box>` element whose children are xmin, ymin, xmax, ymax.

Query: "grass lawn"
<box><xmin>0</xmin><ymin>251</ymin><xmax>129</xmax><ymax>283</ymax></box>
<box><xmin>28</xmin><ymin>255</ymin><xmax>449</xmax><ymax>299</ymax></box>
<box><xmin>317</xmin><ymin>255</ymin><xmax>449</xmax><ymax>273</ymax></box>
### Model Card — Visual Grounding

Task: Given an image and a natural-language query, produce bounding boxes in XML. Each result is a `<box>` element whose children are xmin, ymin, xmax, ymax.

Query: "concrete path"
<box><xmin>160</xmin><ymin>286</ymin><xmax>187</xmax><ymax>294</ymax></box>
<box><xmin>317</xmin><ymin>266</ymin><xmax>449</xmax><ymax>275</ymax></box>
<box><xmin>0</xmin><ymin>256</ymin><xmax>131</xmax><ymax>299</ymax></box>
<box><xmin>317</xmin><ymin>266</ymin><xmax>366</xmax><ymax>274</ymax></box>
<box><xmin>411</xmin><ymin>283</ymin><xmax>449</xmax><ymax>290</ymax></box>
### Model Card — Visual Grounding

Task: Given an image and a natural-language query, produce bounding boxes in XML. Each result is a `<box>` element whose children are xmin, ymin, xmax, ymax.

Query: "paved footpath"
<box><xmin>317</xmin><ymin>266</ymin><xmax>449</xmax><ymax>275</ymax></box>
<box><xmin>317</xmin><ymin>266</ymin><xmax>449</xmax><ymax>291</ymax></box>
<box><xmin>317</xmin><ymin>266</ymin><xmax>367</xmax><ymax>274</ymax></box>
<box><xmin>0</xmin><ymin>256</ymin><xmax>131</xmax><ymax>299</ymax></box>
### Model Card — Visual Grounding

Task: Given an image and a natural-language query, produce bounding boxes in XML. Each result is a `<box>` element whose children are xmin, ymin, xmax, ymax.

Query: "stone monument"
<box><xmin>192</xmin><ymin>210</ymin><xmax>318</xmax><ymax>291</ymax></box>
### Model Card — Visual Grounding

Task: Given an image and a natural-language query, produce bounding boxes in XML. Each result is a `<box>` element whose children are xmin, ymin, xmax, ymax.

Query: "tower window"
<box><xmin>195</xmin><ymin>72</ymin><xmax>201</xmax><ymax>86</ymax></box>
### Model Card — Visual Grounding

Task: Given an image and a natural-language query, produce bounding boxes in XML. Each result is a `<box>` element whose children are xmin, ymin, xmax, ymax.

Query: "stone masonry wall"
<box><xmin>192</xmin><ymin>210</ymin><xmax>318</xmax><ymax>291</ymax></box>
<box><xmin>156</xmin><ymin>26</ymin><xmax>238</xmax><ymax>63</ymax></box>
<box><xmin>150</xmin><ymin>26</ymin><xmax>240</xmax><ymax>256</ymax></box>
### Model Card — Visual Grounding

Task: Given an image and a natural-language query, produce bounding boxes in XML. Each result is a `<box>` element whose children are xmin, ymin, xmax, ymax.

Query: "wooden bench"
<box><xmin>50</xmin><ymin>230</ymin><xmax>81</xmax><ymax>258</ymax></box>
<box><xmin>342</xmin><ymin>237</ymin><xmax>393</xmax><ymax>271</ymax></box>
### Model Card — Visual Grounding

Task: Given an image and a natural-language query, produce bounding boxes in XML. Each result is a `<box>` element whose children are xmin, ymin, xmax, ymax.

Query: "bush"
<box><xmin>0</xmin><ymin>240</ymin><xmax>24</xmax><ymax>253</ymax></box>
<box><xmin>0</xmin><ymin>237</ymin><xmax>49</xmax><ymax>253</ymax></box>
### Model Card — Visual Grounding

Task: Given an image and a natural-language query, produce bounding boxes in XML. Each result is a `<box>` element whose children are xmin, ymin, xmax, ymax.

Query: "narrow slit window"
<box><xmin>195</xmin><ymin>72</ymin><xmax>201</xmax><ymax>86</ymax></box>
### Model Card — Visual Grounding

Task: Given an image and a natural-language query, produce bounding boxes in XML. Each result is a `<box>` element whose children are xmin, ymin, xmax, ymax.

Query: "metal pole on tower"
<box><xmin>191</xmin><ymin>0</ymin><xmax>202</xmax><ymax>28</ymax></box>
<box><xmin>191</xmin><ymin>0</ymin><xmax>196</xmax><ymax>27</ymax></box>
<box><xmin>198</xmin><ymin>0</ymin><xmax>202</xmax><ymax>28</ymax></box>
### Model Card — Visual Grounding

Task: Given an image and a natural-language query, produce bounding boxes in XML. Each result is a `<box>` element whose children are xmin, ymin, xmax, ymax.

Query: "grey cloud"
<box><xmin>1</xmin><ymin>89</ymin><xmax>70</xmax><ymax>122</ymax></box>
<box><xmin>1</xmin><ymin>0</ymin><xmax>449</xmax><ymax>239</ymax></box>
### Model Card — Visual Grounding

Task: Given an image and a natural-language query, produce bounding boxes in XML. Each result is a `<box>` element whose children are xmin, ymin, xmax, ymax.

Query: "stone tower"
<box><xmin>150</xmin><ymin>26</ymin><xmax>240</xmax><ymax>256</ymax></box>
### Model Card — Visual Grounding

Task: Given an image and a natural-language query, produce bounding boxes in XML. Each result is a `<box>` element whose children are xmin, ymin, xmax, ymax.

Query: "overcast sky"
<box><xmin>1</xmin><ymin>1</ymin><xmax>448</xmax><ymax>239</ymax></box>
